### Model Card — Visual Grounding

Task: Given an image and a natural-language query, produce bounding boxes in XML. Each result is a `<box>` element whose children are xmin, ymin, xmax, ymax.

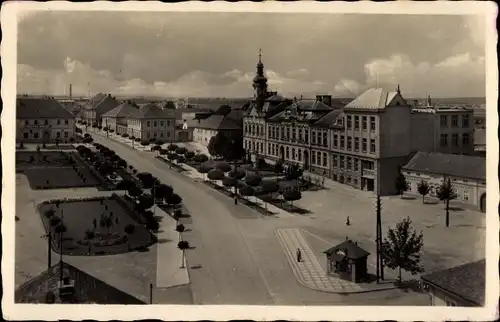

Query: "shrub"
<box><xmin>166</xmin><ymin>193</ymin><xmax>182</xmax><ymax>207</ymax></box>
<box><xmin>167</xmin><ymin>153</ymin><xmax>178</xmax><ymax>161</ymax></box>
<box><xmin>245</xmin><ymin>173</ymin><xmax>262</xmax><ymax>187</ymax></box>
<box><xmin>159</xmin><ymin>149</ymin><xmax>168</xmax><ymax>155</ymax></box>
<box><xmin>193</xmin><ymin>153</ymin><xmax>209</xmax><ymax>163</ymax></box>
<box><xmin>228</xmin><ymin>168</ymin><xmax>246</xmax><ymax>180</ymax></box>
<box><xmin>186</xmin><ymin>151</ymin><xmax>195</xmax><ymax>160</ymax></box>
<box><xmin>84</xmin><ymin>133</ymin><xmax>91</xmax><ymax>138</ymax></box>
<box><xmin>140</xmin><ymin>140</ymin><xmax>149</xmax><ymax>146</ymax></box>
<box><xmin>239</xmin><ymin>185</ymin><xmax>255</xmax><ymax>197</ymax></box>
<box><xmin>177</xmin><ymin>156</ymin><xmax>186</xmax><ymax>164</ymax></box>
<box><xmin>175</xmin><ymin>147</ymin><xmax>187</xmax><ymax>155</ymax></box>
<box><xmin>135</xmin><ymin>138</ymin><xmax>141</xmax><ymax>142</ymax></box>
<box><xmin>69</xmin><ymin>137</ymin><xmax>75</xmax><ymax>142</ymax></box>
<box><xmin>207</xmin><ymin>168</ymin><xmax>224</xmax><ymax>181</ymax></box>
<box><xmin>149</xmin><ymin>138</ymin><xmax>156</xmax><ymax>144</ymax></box>
<box><xmin>222</xmin><ymin>176</ymin><xmax>237</xmax><ymax>188</ymax></box>
<box><xmin>109</xmin><ymin>129</ymin><xmax>115</xmax><ymax>133</ymax></box>
<box><xmin>146</xmin><ymin>219</ymin><xmax>159</xmax><ymax>231</ymax></box>
<box><xmin>167</xmin><ymin>144</ymin><xmax>179</xmax><ymax>152</ymax></box>
<box><xmin>216</xmin><ymin>162</ymin><xmax>231</xmax><ymax>173</ymax></box>
<box><xmin>198</xmin><ymin>161</ymin><xmax>214</xmax><ymax>174</ymax></box>
<box><xmin>121</xmin><ymin>133</ymin><xmax>128</xmax><ymax>138</ymax></box>
<box><xmin>155</xmin><ymin>139</ymin><xmax>165</xmax><ymax>145</ymax></box>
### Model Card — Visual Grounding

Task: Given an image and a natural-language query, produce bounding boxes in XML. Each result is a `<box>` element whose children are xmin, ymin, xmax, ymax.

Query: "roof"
<box><xmin>102</xmin><ymin>102</ymin><xmax>138</xmax><ymax>118</ymax></box>
<box><xmin>128</xmin><ymin>104</ymin><xmax>175</xmax><ymax>119</ymax></box>
<box><xmin>402</xmin><ymin>151</ymin><xmax>486</xmax><ymax>181</ymax></box>
<box><xmin>190</xmin><ymin>113</ymin><xmax>242</xmax><ymax>131</ymax></box>
<box><xmin>17</xmin><ymin>98</ymin><xmax>75</xmax><ymax>119</ymax></box>
<box><xmin>345</xmin><ymin>88</ymin><xmax>400</xmax><ymax>110</ymax></box>
<box><xmin>313</xmin><ymin>109</ymin><xmax>345</xmax><ymax>127</ymax></box>
<box><xmin>323</xmin><ymin>239</ymin><xmax>370</xmax><ymax>260</ymax></box>
<box><xmin>85</xmin><ymin>93</ymin><xmax>121</xmax><ymax>117</ymax></box>
<box><xmin>292</xmin><ymin>99</ymin><xmax>334</xmax><ymax>111</ymax></box>
<box><xmin>421</xmin><ymin>259</ymin><xmax>485</xmax><ymax>306</ymax></box>
<box><xmin>474</xmin><ymin>129</ymin><xmax>486</xmax><ymax>146</ymax></box>
<box><xmin>15</xmin><ymin>262</ymin><xmax>145</xmax><ymax>304</ymax></box>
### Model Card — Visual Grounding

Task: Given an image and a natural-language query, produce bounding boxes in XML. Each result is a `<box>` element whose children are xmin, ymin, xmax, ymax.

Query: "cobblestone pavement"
<box><xmin>276</xmin><ymin>228</ymin><xmax>395</xmax><ymax>294</ymax></box>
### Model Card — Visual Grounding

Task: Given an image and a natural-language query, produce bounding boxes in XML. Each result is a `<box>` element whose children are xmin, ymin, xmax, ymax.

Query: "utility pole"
<box><xmin>376</xmin><ymin>195</ymin><xmax>384</xmax><ymax>281</ymax></box>
<box><xmin>375</xmin><ymin>195</ymin><xmax>380</xmax><ymax>283</ymax></box>
<box><xmin>48</xmin><ymin>232</ymin><xmax>52</xmax><ymax>268</ymax></box>
<box><xmin>59</xmin><ymin>207</ymin><xmax>64</xmax><ymax>282</ymax></box>
<box><xmin>149</xmin><ymin>283</ymin><xmax>153</xmax><ymax>304</ymax></box>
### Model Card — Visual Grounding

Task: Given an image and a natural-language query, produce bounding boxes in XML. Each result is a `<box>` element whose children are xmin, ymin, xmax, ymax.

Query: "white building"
<box><xmin>126</xmin><ymin>104</ymin><xmax>176</xmax><ymax>142</ymax></box>
<box><xmin>402</xmin><ymin>151</ymin><xmax>486</xmax><ymax>212</ymax></box>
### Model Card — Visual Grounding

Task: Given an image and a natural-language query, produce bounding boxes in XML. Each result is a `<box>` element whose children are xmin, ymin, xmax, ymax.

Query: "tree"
<box><xmin>159</xmin><ymin>148</ymin><xmax>168</xmax><ymax>156</ymax></box>
<box><xmin>124</xmin><ymin>224</ymin><xmax>136</xmax><ymax>251</ymax></box>
<box><xmin>83</xmin><ymin>137</ymin><xmax>94</xmax><ymax>144</ymax></box>
<box><xmin>274</xmin><ymin>160</ymin><xmax>284</xmax><ymax>178</ymax></box>
<box><xmin>140</xmin><ymin>140</ymin><xmax>149</xmax><ymax>147</ymax></box>
<box><xmin>84</xmin><ymin>229</ymin><xmax>95</xmax><ymax>253</ymax></box>
<box><xmin>155</xmin><ymin>139</ymin><xmax>165</xmax><ymax>146</ymax></box>
<box><xmin>239</xmin><ymin>185</ymin><xmax>255</xmax><ymax>202</ymax></box>
<box><xmin>166</xmin><ymin>193</ymin><xmax>182</xmax><ymax>208</ymax></box>
<box><xmin>99</xmin><ymin>214</ymin><xmax>114</xmax><ymax>236</ymax></box>
<box><xmin>128</xmin><ymin>185</ymin><xmax>143</xmax><ymax>199</ymax></box>
<box><xmin>167</xmin><ymin>144</ymin><xmax>179</xmax><ymax>152</ymax></box>
<box><xmin>284</xmin><ymin>164</ymin><xmax>303</xmax><ymax>180</ymax></box>
<box><xmin>175</xmin><ymin>223</ymin><xmax>185</xmax><ymax>242</ymax></box>
<box><xmin>175</xmin><ymin>147</ymin><xmax>187</xmax><ymax>155</ymax></box>
<box><xmin>154</xmin><ymin>184</ymin><xmax>173</xmax><ymax>203</ymax></box>
<box><xmin>417</xmin><ymin>180</ymin><xmax>430</xmax><ymax>204</ymax></box>
<box><xmin>245</xmin><ymin>173</ymin><xmax>262</xmax><ymax>187</ymax></box>
<box><xmin>381</xmin><ymin>217</ymin><xmax>424</xmax><ymax>282</ymax></box>
<box><xmin>222</xmin><ymin>176</ymin><xmax>237</xmax><ymax>191</ymax></box>
<box><xmin>185</xmin><ymin>151</ymin><xmax>195</xmax><ymax>160</ymax></box>
<box><xmin>436</xmin><ymin>178</ymin><xmax>458</xmax><ymax>227</ymax></box>
<box><xmin>167</xmin><ymin>153</ymin><xmax>178</xmax><ymax>162</ymax></box>
<box><xmin>178</xmin><ymin>240</ymin><xmax>190</xmax><ymax>268</ymax></box>
<box><xmin>138</xmin><ymin>194</ymin><xmax>155</xmax><ymax>210</ymax></box>
<box><xmin>283</xmin><ymin>188</ymin><xmax>302</xmax><ymax>208</ymax></box>
<box><xmin>395</xmin><ymin>173</ymin><xmax>409</xmax><ymax>197</ymax></box>
<box><xmin>198</xmin><ymin>162</ymin><xmax>214</xmax><ymax>180</ymax></box>
<box><xmin>207</xmin><ymin>168</ymin><xmax>224</xmax><ymax>182</ymax></box>
<box><xmin>193</xmin><ymin>153</ymin><xmax>209</xmax><ymax>163</ymax></box>
<box><xmin>116</xmin><ymin>179</ymin><xmax>134</xmax><ymax>192</ymax></box>
<box><xmin>260</xmin><ymin>180</ymin><xmax>279</xmax><ymax>199</ymax></box>
<box><xmin>177</xmin><ymin>156</ymin><xmax>186</xmax><ymax>164</ymax></box>
<box><xmin>208</xmin><ymin>133</ymin><xmax>229</xmax><ymax>158</ymax></box>
<box><xmin>228</xmin><ymin>167</ymin><xmax>246</xmax><ymax>180</ymax></box>
<box><xmin>164</xmin><ymin>100</ymin><xmax>176</xmax><ymax>109</ymax></box>
<box><xmin>137</xmin><ymin>172</ymin><xmax>155</xmax><ymax>188</ymax></box>
<box><xmin>216</xmin><ymin>162</ymin><xmax>231</xmax><ymax>173</ymax></box>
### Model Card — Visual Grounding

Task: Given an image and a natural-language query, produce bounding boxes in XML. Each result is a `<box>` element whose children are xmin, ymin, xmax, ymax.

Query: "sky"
<box><xmin>17</xmin><ymin>11</ymin><xmax>487</xmax><ymax>98</ymax></box>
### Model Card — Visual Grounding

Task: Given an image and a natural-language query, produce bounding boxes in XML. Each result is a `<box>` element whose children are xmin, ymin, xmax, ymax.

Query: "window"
<box><xmin>147</xmin><ymin>132</ymin><xmax>150</xmax><ymax>138</ymax></box>
<box><xmin>354</xmin><ymin>138</ymin><xmax>359</xmax><ymax>151</ymax></box>
<box><xmin>323</xmin><ymin>132</ymin><xmax>328</xmax><ymax>147</ymax></box>
<box><xmin>24</xmin><ymin>120</ymin><xmax>29</xmax><ymax>125</ymax></box>
<box><xmin>452</xmin><ymin>134</ymin><xmax>459</xmax><ymax>146</ymax></box>
<box><xmin>440</xmin><ymin>115</ymin><xmax>448</xmax><ymax>128</ymax></box>
<box><xmin>312</xmin><ymin>131</ymin><xmax>316</xmax><ymax>145</ymax></box>
<box><xmin>160</xmin><ymin>132</ymin><xmax>164</xmax><ymax>137</ymax></box>
<box><xmin>362</xmin><ymin>138</ymin><xmax>367</xmax><ymax>152</ymax></box>
<box><xmin>292</xmin><ymin>128</ymin><xmax>296</xmax><ymax>141</ymax></box>
<box><xmin>154</xmin><ymin>121</ymin><xmax>157</xmax><ymax>127</ymax></box>
<box><xmin>463</xmin><ymin>189</ymin><xmax>469</xmax><ymax>201</ymax></box>
<box><xmin>305</xmin><ymin>130</ymin><xmax>309</xmax><ymax>143</ymax></box>
<box><xmin>347</xmin><ymin>137</ymin><xmax>352</xmax><ymax>150</ymax></box>
<box><xmin>311</xmin><ymin>151</ymin><xmax>316</xmax><ymax>164</ymax></box>
<box><xmin>268</xmin><ymin>145</ymin><xmax>271</xmax><ymax>155</ymax></box>
<box><xmin>347</xmin><ymin>157</ymin><xmax>352</xmax><ymax>170</ymax></box>
<box><xmin>160</xmin><ymin>121</ymin><xmax>164</xmax><ymax>127</ymax></box>
<box><xmin>354</xmin><ymin>116</ymin><xmax>359</xmax><ymax>130</ymax></box>
<box><xmin>281</xmin><ymin>128</ymin><xmax>285</xmax><ymax>140</ymax></box>
<box><xmin>57</xmin><ymin>119</ymin><xmax>61</xmax><ymax>125</ymax></box>
<box><xmin>354</xmin><ymin>159</ymin><xmax>359</xmax><ymax>172</ymax></box>
<box><xmin>147</xmin><ymin>121</ymin><xmax>151</xmax><ymax>127</ymax></box>
<box><xmin>340</xmin><ymin>156</ymin><xmax>345</xmax><ymax>169</ymax></box>
<box><xmin>462</xmin><ymin>133</ymin><xmax>470</xmax><ymax>145</ymax></box>
<box><xmin>34</xmin><ymin>120</ymin><xmax>38</xmax><ymax>125</ymax></box>
<box><xmin>154</xmin><ymin>132</ymin><xmax>158</xmax><ymax>137</ymax></box>
<box><xmin>286</xmin><ymin>147</ymin><xmax>290</xmax><ymax>159</ymax></box>
<box><xmin>23</xmin><ymin>132</ymin><xmax>29</xmax><ymax>138</ymax></box>
<box><xmin>362</xmin><ymin>116</ymin><xmax>367</xmax><ymax>130</ymax></box>
<box><xmin>298</xmin><ymin>128</ymin><xmax>303</xmax><ymax>141</ymax></box>
<box><xmin>286</xmin><ymin>128</ymin><xmax>290</xmax><ymax>140</ymax></box>
<box><xmin>462</xmin><ymin>114</ymin><xmax>470</xmax><ymax>128</ymax></box>
<box><xmin>167</xmin><ymin>131</ymin><xmax>171</xmax><ymax>138</ymax></box>
<box><xmin>370</xmin><ymin>117</ymin><xmax>376</xmax><ymax>131</ymax></box>
<box><xmin>167</xmin><ymin>120</ymin><xmax>171</xmax><ymax>127</ymax></box>
<box><xmin>370</xmin><ymin>139</ymin><xmax>376</xmax><ymax>153</ymax></box>
<box><xmin>298</xmin><ymin>149</ymin><xmax>302</xmax><ymax>161</ymax></box>
<box><xmin>347</xmin><ymin>115</ymin><xmax>352</xmax><ymax>128</ymax></box>
<box><xmin>65</xmin><ymin>119</ymin><xmax>69</xmax><ymax>125</ymax></box>
<box><xmin>44</xmin><ymin>120</ymin><xmax>48</xmax><ymax>125</ymax></box>
<box><xmin>323</xmin><ymin>152</ymin><xmax>327</xmax><ymax>167</ymax></box>
<box><xmin>291</xmin><ymin>148</ymin><xmax>296</xmax><ymax>160</ymax></box>
<box><xmin>451</xmin><ymin>115</ymin><xmax>458</xmax><ymax>128</ymax></box>
<box><xmin>34</xmin><ymin>132</ymin><xmax>39</xmax><ymax>139</ymax></box>
<box><xmin>340</xmin><ymin>136</ymin><xmax>345</xmax><ymax>149</ymax></box>
<box><xmin>56</xmin><ymin>132</ymin><xmax>61</xmax><ymax>138</ymax></box>
<box><xmin>333</xmin><ymin>155</ymin><xmax>338</xmax><ymax>167</ymax></box>
<box><xmin>440</xmin><ymin>134</ymin><xmax>448</xmax><ymax>147</ymax></box>
<box><xmin>64</xmin><ymin>131</ymin><xmax>68</xmax><ymax>138</ymax></box>
<box><xmin>333</xmin><ymin>134</ymin><xmax>338</xmax><ymax>148</ymax></box>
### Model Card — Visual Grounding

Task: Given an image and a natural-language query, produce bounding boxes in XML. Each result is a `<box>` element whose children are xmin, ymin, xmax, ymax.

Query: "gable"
<box><xmin>386</xmin><ymin>93</ymin><xmax>407</xmax><ymax>107</ymax></box>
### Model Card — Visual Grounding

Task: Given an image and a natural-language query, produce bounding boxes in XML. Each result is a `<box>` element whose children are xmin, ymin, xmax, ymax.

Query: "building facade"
<box><xmin>191</xmin><ymin>108</ymin><xmax>244</xmax><ymax>147</ymax></box>
<box><xmin>16</xmin><ymin>97</ymin><xmax>76</xmax><ymax>143</ymax></box>
<box><xmin>101</xmin><ymin>102</ymin><xmax>139</xmax><ymax>135</ymax></box>
<box><xmin>126</xmin><ymin>104</ymin><xmax>176</xmax><ymax>141</ymax></box>
<box><xmin>402</xmin><ymin>151</ymin><xmax>486</xmax><ymax>212</ymax></box>
<box><xmin>82</xmin><ymin>93</ymin><xmax>120</xmax><ymax>126</ymax></box>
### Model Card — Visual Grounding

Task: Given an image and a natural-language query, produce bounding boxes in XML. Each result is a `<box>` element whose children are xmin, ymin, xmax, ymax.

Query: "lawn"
<box><xmin>38</xmin><ymin>195</ymin><xmax>155</xmax><ymax>256</ymax></box>
<box><xmin>16</xmin><ymin>151</ymin><xmax>104</xmax><ymax>189</ymax></box>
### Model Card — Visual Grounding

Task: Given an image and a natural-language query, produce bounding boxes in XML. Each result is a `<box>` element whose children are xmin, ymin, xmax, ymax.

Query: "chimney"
<box><xmin>69</xmin><ymin>84</ymin><xmax>72</xmax><ymax>100</ymax></box>
<box><xmin>322</xmin><ymin>95</ymin><xmax>332</xmax><ymax>107</ymax></box>
<box><xmin>316</xmin><ymin>95</ymin><xmax>322</xmax><ymax>102</ymax></box>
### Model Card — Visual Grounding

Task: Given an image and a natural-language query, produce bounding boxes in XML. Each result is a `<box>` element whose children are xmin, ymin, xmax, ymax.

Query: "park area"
<box><xmin>37</xmin><ymin>195</ymin><xmax>155</xmax><ymax>256</ymax></box>
<box><xmin>16</xmin><ymin>151</ymin><xmax>104</xmax><ymax>189</ymax></box>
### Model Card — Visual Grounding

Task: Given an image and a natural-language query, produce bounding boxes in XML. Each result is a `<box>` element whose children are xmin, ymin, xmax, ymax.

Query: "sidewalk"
<box><xmin>153</xmin><ymin>205</ymin><xmax>190</xmax><ymax>288</ymax></box>
<box><xmin>276</xmin><ymin>228</ymin><xmax>395</xmax><ymax>294</ymax></box>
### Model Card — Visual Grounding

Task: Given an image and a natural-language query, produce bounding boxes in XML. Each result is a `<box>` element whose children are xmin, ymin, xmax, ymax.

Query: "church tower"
<box><xmin>252</xmin><ymin>49</ymin><xmax>268</xmax><ymax>110</ymax></box>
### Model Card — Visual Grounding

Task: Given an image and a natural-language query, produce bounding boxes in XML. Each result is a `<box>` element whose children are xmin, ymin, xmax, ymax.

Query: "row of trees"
<box><xmin>395</xmin><ymin>173</ymin><xmax>458</xmax><ymax>227</ymax></box>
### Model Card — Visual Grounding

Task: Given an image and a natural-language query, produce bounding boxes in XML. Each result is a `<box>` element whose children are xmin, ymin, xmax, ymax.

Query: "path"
<box><xmin>154</xmin><ymin>205</ymin><xmax>189</xmax><ymax>288</ymax></box>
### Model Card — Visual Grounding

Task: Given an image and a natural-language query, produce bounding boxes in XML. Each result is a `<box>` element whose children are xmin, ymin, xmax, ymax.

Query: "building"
<box><xmin>82</xmin><ymin>93</ymin><xmax>120</xmax><ymax>126</ymax></box>
<box><xmin>126</xmin><ymin>103</ymin><xmax>176</xmax><ymax>142</ymax></box>
<box><xmin>421</xmin><ymin>259</ymin><xmax>485</xmax><ymax>306</ymax></box>
<box><xmin>474</xmin><ymin>128</ymin><xmax>486</xmax><ymax>157</ymax></box>
<box><xmin>190</xmin><ymin>106</ymin><xmax>244</xmax><ymax>147</ymax></box>
<box><xmin>15</xmin><ymin>262</ymin><xmax>145</xmax><ymax>304</ymax></box>
<box><xmin>402</xmin><ymin>151</ymin><xmax>486</xmax><ymax>212</ymax></box>
<box><xmin>16</xmin><ymin>97</ymin><xmax>76</xmax><ymax>143</ymax></box>
<box><xmin>411</xmin><ymin>96</ymin><xmax>475</xmax><ymax>155</ymax></box>
<box><xmin>101</xmin><ymin>102</ymin><xmax>139</xmax><ymax>134</ymax></box>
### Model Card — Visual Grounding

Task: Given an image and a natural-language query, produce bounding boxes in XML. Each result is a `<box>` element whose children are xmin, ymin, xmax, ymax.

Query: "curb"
<box><xmin>275</xmin><ymin>229</ymin><xmax>398</xmax><ymax>295</ymax></box>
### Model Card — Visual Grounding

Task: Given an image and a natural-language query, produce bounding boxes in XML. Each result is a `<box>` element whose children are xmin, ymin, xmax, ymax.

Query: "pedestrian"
<box><xmin>346</xmin><ymin>216</ymin><xmax>351</xmax><ymax>226</ymax></box>
<box><xmin>234</xmin><ymin>195</ymin><xmax>238</xmax><ymax>205</ymax></box>
<box><xmin>296</xmin><ymin>248</ymin><xmax>302</xmax><ymax>262</ymax></box>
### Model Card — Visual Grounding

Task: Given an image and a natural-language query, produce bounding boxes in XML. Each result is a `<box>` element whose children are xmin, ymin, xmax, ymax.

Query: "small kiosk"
<box><xmin>323</xmin><ymin>239</ymin><xmax>370</xmax><ymax>283</ymax></box>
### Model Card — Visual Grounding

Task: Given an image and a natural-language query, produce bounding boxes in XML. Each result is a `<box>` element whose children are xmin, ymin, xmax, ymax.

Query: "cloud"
<box><xmin>340</xmin><ymin>52</ymin><xmax>485</xmax><ymax>98</ymax></box>
<box><xmin>17</xmin><ymin>58</ymin><xmax>332</xmax><ymax>98</ymax></box>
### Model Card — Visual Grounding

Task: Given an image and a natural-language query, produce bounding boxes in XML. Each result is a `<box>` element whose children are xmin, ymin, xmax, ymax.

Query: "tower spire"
<box><xmin>396</xmin><ymin>84</ymin><xmax>401</xmax><ymax>94</ymax></box>
<box><xmin>259</xmin><ymin>48</ymin><xmax>262</xmax><ymax>63</ymax></box>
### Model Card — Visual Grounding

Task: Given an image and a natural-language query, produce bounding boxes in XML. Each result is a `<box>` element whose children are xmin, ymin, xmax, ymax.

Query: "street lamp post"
<box><xmin>59</xmin><ymin>207</ymin><xmax>64</xmax><ymax>282</ymax></box>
